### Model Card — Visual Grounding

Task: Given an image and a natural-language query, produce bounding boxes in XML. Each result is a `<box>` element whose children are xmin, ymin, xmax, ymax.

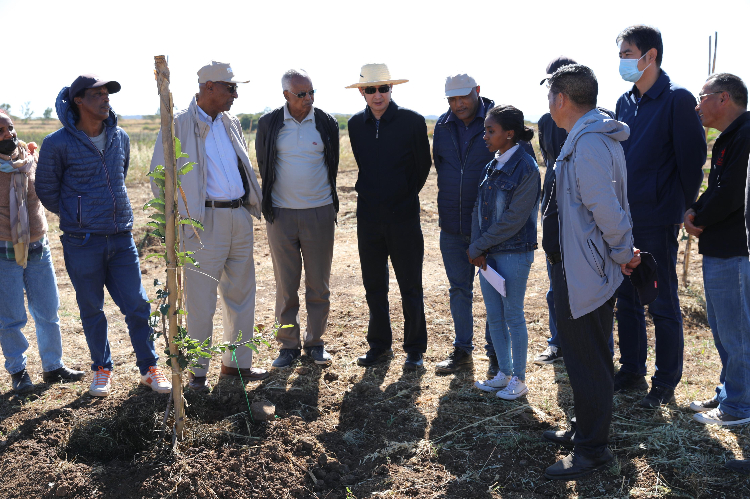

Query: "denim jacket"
<box><xmin>469</xmin><ymin>146</ymin><xmax>540</xmax><ymax>258</ymax></box>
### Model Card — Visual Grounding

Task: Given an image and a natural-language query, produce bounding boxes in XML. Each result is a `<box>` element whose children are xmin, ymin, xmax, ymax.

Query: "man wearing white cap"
<box><xmin>150</xmin><ymin>61</ymin><xmax>265</xmax><ymax>391</ymax></box>
<box><xmin>346</xmin><ymin>63</ymin><xmax>432</xmax><ymax>369</ymax></box>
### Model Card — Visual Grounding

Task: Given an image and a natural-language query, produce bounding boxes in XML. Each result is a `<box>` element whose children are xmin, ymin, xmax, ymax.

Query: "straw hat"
<box><xmin>345</xmin><ymin>63</ymin><xmax>408</xmax><ymax>88</ymax></box>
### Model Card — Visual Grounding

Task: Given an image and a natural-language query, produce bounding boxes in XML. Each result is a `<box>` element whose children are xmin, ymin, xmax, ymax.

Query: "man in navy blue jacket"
<box><xmin>36</xmin><ymin>75</ymin><xmax>169</xmax><ymax>398</ymax></box>
<box><xmin>613</xmin><ymin>25</ymin><xmax>707</xmax><ymax>408</ymax></box>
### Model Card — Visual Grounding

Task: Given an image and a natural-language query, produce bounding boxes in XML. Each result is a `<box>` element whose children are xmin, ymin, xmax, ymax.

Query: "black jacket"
<box><xmin>693</xmin><ymin>111</ymin><xmax>750</xmax><ymax>257</ymax></box>
<box><xmin>348</xmin><ymin>101</ymin><xmax>431</xmax><ymax>223</ymax></box>
<box><xmin>255</xmin><ymin>106</ymin><xmax>340</xmax><ymax>223</ymax></box>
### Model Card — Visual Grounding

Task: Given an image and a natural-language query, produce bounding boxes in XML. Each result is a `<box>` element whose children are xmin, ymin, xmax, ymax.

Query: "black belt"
<box><xmin>546</xmin><ymin>252</ymin><xmax>562</xmax><ymax>265</ymax></box>
<box><xmin>205</xmin><ymin>198</ymin><xmax>244</xmax><ymax>209</ymax></box>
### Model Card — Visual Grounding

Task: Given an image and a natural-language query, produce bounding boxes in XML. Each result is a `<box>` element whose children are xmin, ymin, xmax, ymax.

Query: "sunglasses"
<box><xmin>364</xmin><ymin>85</ymin><xmax>391</xmax><ymax>94</ymax></box>
<box><xmin>215</xmin><ymin>82</ymin><xmax>238</xmax><ymax>94</ymax></box>
<box><xmin>287</xmin><ymin>89</ymin><xmax>316</xmax><ymax>98</ymax></box>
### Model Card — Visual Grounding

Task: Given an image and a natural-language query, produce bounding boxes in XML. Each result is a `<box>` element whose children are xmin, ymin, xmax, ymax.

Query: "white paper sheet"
<box><xmin>479</xmin><ymin>265</ymin><xmax>506</xmax><ymax>297</ymax></box>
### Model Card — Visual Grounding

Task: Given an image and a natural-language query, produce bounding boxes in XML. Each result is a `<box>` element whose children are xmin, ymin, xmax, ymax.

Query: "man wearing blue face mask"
<box><xmin>613</xmin><ymin>25</ymin><xmax>707</xmax><ymax>408</ymax></box>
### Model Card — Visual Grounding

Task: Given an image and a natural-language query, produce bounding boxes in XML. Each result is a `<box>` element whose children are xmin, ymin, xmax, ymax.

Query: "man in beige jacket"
<box><xmin>150</xmin><ymin>61</ymin><xmax>265</xmax><ymax>391</ymax></box>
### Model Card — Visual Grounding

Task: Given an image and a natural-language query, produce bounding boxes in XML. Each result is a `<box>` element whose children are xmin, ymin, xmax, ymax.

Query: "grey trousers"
<box><xmin>183</xmin><ymin>206</ymin><xmax>256</xmax><ymax>377</ymax></box>
<box><xmin>266</xmin><ymin>204</ymin><xmax>335</xmax><ymax>350</ymax></box>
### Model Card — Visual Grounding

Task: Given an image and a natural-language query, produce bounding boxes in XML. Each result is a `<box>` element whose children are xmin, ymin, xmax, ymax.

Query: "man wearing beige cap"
<box><xmin>433</xmin><ymin>74</ymin><xmax>498</xmax><ymax>375</ymax></box>
<box><xmin>150</xmin><ymin>61</ymin><xmax>265</xmax><ymax>391</ymax></box>
<box><xmin>346</xmin><ymin>63</ymin><xmax>432</xmax><ymax>369</ymax></box>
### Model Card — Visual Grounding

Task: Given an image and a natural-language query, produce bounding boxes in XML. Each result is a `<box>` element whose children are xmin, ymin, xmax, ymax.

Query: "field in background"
<box><xmin>0</xmin><ymin>118</ymin><xmax>745</xmax><ymax>498</ymax></box>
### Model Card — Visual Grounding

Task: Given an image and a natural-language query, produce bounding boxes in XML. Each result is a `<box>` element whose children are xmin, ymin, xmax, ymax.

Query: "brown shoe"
<box><xmin>188</xmin><ymin>374</ymin><xmax>211</xmax><ymax>392</ymax></box>
<box><xmin>220</xmin><ymin>364</ymin><xmax>270</xmax><ymax>381</ymax></box>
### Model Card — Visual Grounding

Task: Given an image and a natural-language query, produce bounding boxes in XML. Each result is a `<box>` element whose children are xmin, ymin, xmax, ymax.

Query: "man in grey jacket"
<box><xmin>150</xmin><ymin>61</ymin><xmax>265</xmax><ymax>391</ymax></box>
<box><xmin>542</xmin><ymin>64</ymin><xmax>641</xmax><ymax>480</ymax></box>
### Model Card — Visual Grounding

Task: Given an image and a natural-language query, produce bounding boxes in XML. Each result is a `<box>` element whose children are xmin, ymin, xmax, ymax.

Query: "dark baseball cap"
<box><xmin>540</xmin><ymin>56</ymin><xmax>578</xmax><ymax>85</ymax></box>
<box><xmin>629</xmin><ymin>251</ymin><xmax>658</xmax><ymax>306</ymax></box>
<box><xmin>68</xmin><ymin>74</ymin><xmax>121</xmax><ymax>101</ymax></box>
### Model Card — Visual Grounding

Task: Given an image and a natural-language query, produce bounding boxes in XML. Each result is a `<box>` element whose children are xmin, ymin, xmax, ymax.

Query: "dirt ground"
<box><xmin>1</xmin><ymin>130</ymin><xmax>749</xmax><ymax>498</ymax></box>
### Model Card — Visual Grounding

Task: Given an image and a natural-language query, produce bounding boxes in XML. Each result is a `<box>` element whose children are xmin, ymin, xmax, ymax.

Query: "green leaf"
<box><xmin>178</xmin><ymin>218</ymin><xmax>204</xmax><ymax>231</ymax></box>
<box><xmin>159</xmin><ymin>303</ymin><xmax>170</xmax><ymax>316</ymax></box>
<box><xmin>144</xmin><ymin>200</ymin><xmax>165</xmax><ymax>212</ymax></box>
<box><xmin>175</xmin><ymin>137</ymin><xmax>189</xmax><ymax>158</ymax></box>
<box><xmin>149</xmin><ymin>213</ymin><xmax>166</xmax><ymax>224</ymax></box>
<box><xmin>178</xmin><ymin>161</ymin><xmax>195</xmax><ymax>176</ymax></box>
<box><xmin>153</xmin><ymin>177</ymin><xmax>165</xmax><ymax>188</ymax></box>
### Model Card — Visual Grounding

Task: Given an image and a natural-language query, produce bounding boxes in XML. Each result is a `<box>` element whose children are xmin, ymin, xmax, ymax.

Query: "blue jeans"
<box><xmin>616</xmin><ymin>224</ymin><xmax>683</xmax><ymax>389</ymax></box>
<box><xmin>61</xmin><ymin>232</ymin><xmax>157</xmax><ymax>375</ymax></box>
<box><xmin>703</xmin><ymin>255</ymin><xmax>750</xmax><ymax>418</ymax></box>
<box><xmin>440</xmin><ymin>231</ymin><xmax>493</xmax><ymax>355</ymax></box>
<box><xmin>480</xmin><ymin>250</ymin><xmax>533</xmax><ymax>380</ymax></box>
<box><xmin>545</xmin><ymin>261</ymin><xmax>559</xmax><ymax>347</ymax></box>
<box><xmin>0</xmin><ymin>245</ymin><xmax>64</xmax><ymax>374</ymax></box>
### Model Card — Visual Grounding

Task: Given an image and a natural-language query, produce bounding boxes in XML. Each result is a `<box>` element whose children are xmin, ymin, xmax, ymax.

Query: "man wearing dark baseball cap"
<box><xmin>36</xmin><ymin>74</ymin><xmax>170</xmax><ymax>397</ymax></box>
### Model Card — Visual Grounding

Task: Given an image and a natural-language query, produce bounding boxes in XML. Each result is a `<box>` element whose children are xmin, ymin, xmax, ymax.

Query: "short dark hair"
<box><xmin>616</xmin><ymin>25</ymin><xmax>663</xmax><ymax>66</ymax></box>
<box><xmin>69</xmin><ymin>88</ymin><xmax>87</xmax><ymax>117</ymax></box>
<box><xmin>707</xmin><ymin>73</ymin><xmax>748</xmax><ymax>109</ymax></box>
<box><xmin>486</xmin><ymin>105</ymin><xmax>534</xmax><ymax>144</ymax></box>
<box><xmin>548</xmin><ymin>64</ymin><xmax>598</xmax><ymax>108</ymax></box>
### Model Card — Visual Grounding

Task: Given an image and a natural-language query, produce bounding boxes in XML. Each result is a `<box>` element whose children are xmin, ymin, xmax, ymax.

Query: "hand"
<box><xmin>474</xmin><ymin>255</ymin><xmax>487</xmax><ymax>271</ymax></box>
<box><xmin>683</xmin><ymin>210</ymin><xmax>703</xmax><ymax>238</ymax></box>
<box><xmin>621</xmin><ymin>248</ymin><xmax>641</xmax><ymax>276</ymax></box>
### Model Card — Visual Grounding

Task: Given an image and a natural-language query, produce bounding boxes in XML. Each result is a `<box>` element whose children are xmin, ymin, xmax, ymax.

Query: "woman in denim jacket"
<box><xmin>469</xmin><ymin>105</ymin><xmax>540</xmax><ymax>400</ymax></box>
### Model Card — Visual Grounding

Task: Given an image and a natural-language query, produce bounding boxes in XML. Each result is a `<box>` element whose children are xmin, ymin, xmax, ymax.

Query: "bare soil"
<box><xmin>0</xmin><ymin>132</ymin><xmax>748</xmax><ymax>498</ymax></box>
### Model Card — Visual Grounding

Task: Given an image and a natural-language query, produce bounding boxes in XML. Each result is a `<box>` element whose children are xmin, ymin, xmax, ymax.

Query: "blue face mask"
<box><xmin>619</xmin><ymin>54</ymin><xmax>651</xmax><ymax>83</ymax></box>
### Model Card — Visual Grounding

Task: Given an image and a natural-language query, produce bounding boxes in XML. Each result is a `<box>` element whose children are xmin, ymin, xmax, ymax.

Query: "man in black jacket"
<box><xmin>686</xmin><ymin>73</ymin><xmax>750</xmax><ymax>426</ymax></box>
<box><xmin>346</xmin><ymin>63</ymin><xmax>432</xmax><ymax>369</ymax></box>
<box><xmin>255</xmin><ymin>69</ymin><xmax>340</xmax><ymax>369</ymax></box>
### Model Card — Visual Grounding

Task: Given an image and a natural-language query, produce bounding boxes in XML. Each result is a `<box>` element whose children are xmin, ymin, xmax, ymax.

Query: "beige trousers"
<box><xmin>183</xmin><ymin>206</ymin><xmax>256</xmax><ymax>377</ymax></box>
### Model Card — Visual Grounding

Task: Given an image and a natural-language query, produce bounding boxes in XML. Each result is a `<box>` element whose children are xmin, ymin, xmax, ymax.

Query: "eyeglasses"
<box><xmin>364</xmin><ymin>85</ymin><xmax>391</xmax><ymax>95</ymax></box>
<box><xmin>286</xmin><ymin>89</ymin><xmax>316</xmax><ymax>98</ymax></box>
<box><xmin>215</xmin><ymin>82</ymin><xmax>238</xmax><ymax>94</ymax></box>
<box><xmin>696</xmin><ymin>91</ymin><xmax>724</xmax><ymax>105</ymax></box>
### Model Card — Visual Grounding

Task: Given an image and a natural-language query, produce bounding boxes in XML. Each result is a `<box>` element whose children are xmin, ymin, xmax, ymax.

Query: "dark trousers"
<box><xmin>357</xmin><ymin>216</ymin><xmax>428</xmax><ymax>353</ymax></box>
<box><xmin>551</xmin><ymin>261</ymin><xmax>614</xmax><ymax>456</ymax></box>
<box><xmin>616</xmin><ymin>224</ymin><xmax>683</xmax><ymax>389</ymax></box>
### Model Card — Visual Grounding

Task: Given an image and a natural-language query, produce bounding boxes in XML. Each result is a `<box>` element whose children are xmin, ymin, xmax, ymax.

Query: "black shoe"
<box><xmin>357</xmin><ymin>348</ymin><xmax>393</xmax><ymax>367</ymax></box>
<box><xmin>487</xmin><ymin>354</ymin><xmax>500</xmax><ymax>377</ymax></box>
<box><xmin>613</xmin><ymin>370</ymin><xmax>649</xmax><ymax>393</ymax></box>
<box><xmin>544</xmin><ymin>448</ymin><xmax>614</xmax><ymax>480</ymax></box>
<box><xmin>11</xmin><ymin>369</ymin><xmax>33</xmax><ymax>394</ymax></box>
<box><xmin>726</xmin><ymin>459</ymin><xmax>750</xmax><ymax>474</ymax></box>
<box><xmin>435</xmin><ymin>348</ymin><xmax>473</xmax><ymax>373</ymax></box>
<box><xmin>272</xmin><ymin>348</ymin><xmax>301</xmax><ymax>368</ymax></box>
<box><xmin>42</xmin><ymin>366</ymin><xmax>85</xmax><ymax>383</ymax></box>
<box><xmin>543</xmin><ymin>420</ymin><xmax>576</xmax><ymax>449</ymax></box>
<box><xmin>404</xmin><ymin>352</ymin><xmax>423</xmax><ymax>370</ymax></box>
<box><xmin>639</xmin><ymin>384</ymin><xmax>675</xmax><ymax>408</ymax></box>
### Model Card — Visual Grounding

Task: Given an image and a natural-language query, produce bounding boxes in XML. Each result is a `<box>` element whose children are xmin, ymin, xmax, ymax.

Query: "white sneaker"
<box><xmin>141</xmin><ymin>366</ymin><xmax>172</xmax><ymax>394</ymax></box>
<box><xmin>497</xmin><ymin>376</ymin><xmax>528</xmax><ymax>400</ymax></box>
<box><xmin>474</xmin><ymin>371</ymin><xmax>511</xmax><ymax>392</ymax></box>
<box><xmin>89</xmin><ymin>367</ymin><xmax>112</xmax><ymax>397</ymax></box>
<box><xmin>534</xmin><ymin>345</ymin><xmax>563</xmax><ymax>365</ymax></box>
<box><xmin>693</xmin><ymin>408</ymin><xmax>750</xmax><ymax>426</ymax></box>
<box><xmin>689</xmin><ymin>396</ymin><xmax>720</xmax><ymax>412</ymax></box>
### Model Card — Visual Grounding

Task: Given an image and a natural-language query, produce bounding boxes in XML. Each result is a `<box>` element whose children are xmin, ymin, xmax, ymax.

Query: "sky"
<box><xmin>3</xmin><ymin>0</ymin><xmax>750</xmax><ymax>123</ymax></box>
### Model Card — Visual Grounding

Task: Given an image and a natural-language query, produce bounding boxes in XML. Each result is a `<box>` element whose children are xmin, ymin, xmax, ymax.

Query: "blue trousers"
<box><xmin>61</xmin><ymin>232</ymin><xmax>157</xmax><ymax>375</ymax></box>
<box><xmin>616</xmin><ymin>224</ymin><xmax>683</xmax><ymax>389</ymax></box>
<box><xmin>439</xmin><ymin>231</ymin><xmax>493</xmax><ymax>356</ymax></box>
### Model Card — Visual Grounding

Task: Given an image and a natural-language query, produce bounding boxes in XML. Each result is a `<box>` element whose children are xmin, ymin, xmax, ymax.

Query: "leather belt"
<box><xmin>546</xmin><ymin>252</ymin><xmax>562</xmax><ymax>265</ymax></box>
<box><xmin>205</xmin><ymin>198</ymin><xmax>244</xmax><ymax>209</ymax></box>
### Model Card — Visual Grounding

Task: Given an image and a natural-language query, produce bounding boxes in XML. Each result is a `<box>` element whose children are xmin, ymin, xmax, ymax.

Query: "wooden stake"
<box><xmin>154</xmin><ymin>55</ymin><xmax>185</xmax><ymax>438</ymax></box>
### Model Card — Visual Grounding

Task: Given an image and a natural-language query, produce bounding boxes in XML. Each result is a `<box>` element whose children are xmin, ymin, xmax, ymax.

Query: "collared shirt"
<box><xmin>493</xmin><ymin>144</ymin><xmax>520</xmax><ymax>170</ymax></box>
<box><xmin>196</xmin><ymin>105</ymin><xmax>245</xmax><ymax>201</ymax></box>
<box><xmin>271</xmin><ymin>104</ymin><xmax>332</xmax><ymax>209</ymax></box>
<box><xmin>615</xmin><ymin>70</ymin><xmax>706</xmax><ymax>226</ymax></box>
<box><xmin>446</xmin><ymin>98</ymin><xmax>487</xmax><ymax>160</ymax></box>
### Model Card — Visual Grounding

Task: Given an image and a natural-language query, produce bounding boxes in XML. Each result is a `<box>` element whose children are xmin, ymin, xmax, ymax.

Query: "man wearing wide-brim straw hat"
<box><xmin>346</xmin><ymin>63</ymin><xmax>432</xmax><ymax>369</ymax></box>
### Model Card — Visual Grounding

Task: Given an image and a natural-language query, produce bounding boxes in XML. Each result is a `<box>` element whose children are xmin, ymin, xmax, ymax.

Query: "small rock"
<box><xmin>55</xmin><ymin>485</ymin><xmax>69</xmax><ymax>497</ymax></box>
<box><xmin>296</xmin><ymin>366</ymin><xmax>310</xmax><ymax>375</ymax></box>
<box><xmin>324</xmin><ymin>372</ymin><xmax>339</xmax><ymax>382</ymax></box>
<box><xmin>315</xmin><ymin>469</ymin><xmax>327</xmax><ymax>480</ymax></box>
<box><xmin>250</xmin><ymin>400</ymin><xmax>275</xmax><ymax>421</ymax></box>
<box><xmin>299</xmin><ymin>439</ymin><xmax>315</xmax><ymax>452</ymax></box>
<box><xmin>341</xmin><ymin>474</ymin><xmax>356</xmax><ymax>484</ymax></box>
<box><xmin>318</xmin><ymin>453</ymin><xmax>328</xmax><ymax>466</ymax></box>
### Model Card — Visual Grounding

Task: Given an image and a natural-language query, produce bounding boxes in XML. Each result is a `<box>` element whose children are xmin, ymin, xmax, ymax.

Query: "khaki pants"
<box><xmin>183</xmin><ymin>206</ymin><xmax>256</xmax><ymax>377</ymax></box>
<box><xmin>266</xmin><ymin>204</ymin><xmax>335</xmax><ymax>349</ymax></box>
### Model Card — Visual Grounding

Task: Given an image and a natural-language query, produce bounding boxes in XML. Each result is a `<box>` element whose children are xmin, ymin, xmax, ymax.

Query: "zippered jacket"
<box><xmin>149</xmin><ymin>96</ymin><xmax>262</xmax><ymax>224</ymax></box>
<box><xmin>36</xmin><ymin>87</ymin><xmax>133</xmax><ymax>235</ymax></box>
<box><xmin>255</xmin><ymin>106</ymin><xmax>339</xmax><ymax>223</ymax></box>
<box><xmin>469</xmin><ymin>146</ymin><xmax>540</xmax><ymax>258</ymax></box>
<box><xmin>557</xmin><ymin>109</ymin><xmax>634</xmax><ymax>319</ymax></box>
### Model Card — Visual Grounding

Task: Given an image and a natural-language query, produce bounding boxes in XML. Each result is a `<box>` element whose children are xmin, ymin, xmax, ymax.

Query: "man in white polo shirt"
<box><xmin>150</xmin><ymin>61</ymin><xmax>265</xmax><ymax>391</ymax></box>
<box><xmin>256</xmin><ymin>69</ymin><xmax>340</xmax><ymax>368</ymax></box>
